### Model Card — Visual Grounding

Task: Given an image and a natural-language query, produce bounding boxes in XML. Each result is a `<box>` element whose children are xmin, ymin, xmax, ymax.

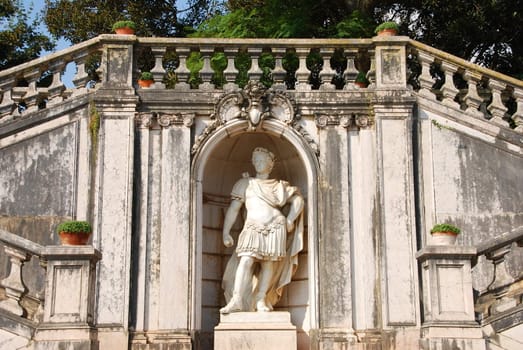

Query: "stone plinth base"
<box><xmin>214</xmin><ymin>312</ymin><xmax>296</xmax><ymax>350</ymax></box>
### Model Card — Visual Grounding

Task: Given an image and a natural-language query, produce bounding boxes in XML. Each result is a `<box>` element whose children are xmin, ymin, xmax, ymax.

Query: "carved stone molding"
<box><xmin>135</xmin><ymin>113</ymin><xmax>154</xmax><ymax>129</ymax></box>
<box><xmin>192</xmin><ymin>81</ymin><xmax>319</xmax><ymax>155</ymax></box>
<box><xmin>135</xmin><ymin>112</ymin><xmax>194</xmax><ymax>129</ymax></box>
<box><xmin>214</xmin><ymin>81</ymin><xmax>298</xmax><ymax>130</ymax></box>
<box><xmin>315</xmin><ymin>113</ymin><xmax>373</xmax><ymax>129</ymax></box>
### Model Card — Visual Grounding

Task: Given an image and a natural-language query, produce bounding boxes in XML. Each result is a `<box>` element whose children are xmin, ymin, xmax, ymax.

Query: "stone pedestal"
<box><xmin>416</xmin><ymin>245</ymin><xmax>486</xmax><ymax>350</ymax></box>
<box><xmin>214</xmin><ymin>312</ymin><xmax>297</xmax><ymax>350</ymax></box>
<box><xmin>34</xmin><ymin>245</ymin><xmax>101</xmax><ymax>350</ymax></box>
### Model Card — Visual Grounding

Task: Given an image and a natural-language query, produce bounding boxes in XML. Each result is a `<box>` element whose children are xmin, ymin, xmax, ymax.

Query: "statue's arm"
<box><xmin>286</xmin><ymin>194</ymin><xmax>304</xmax><ymax>232</ymax></box>
<box><xmin>222</xmin><ymin>199</ymin><xmax>243</xmax><ymax>247</ymax></box>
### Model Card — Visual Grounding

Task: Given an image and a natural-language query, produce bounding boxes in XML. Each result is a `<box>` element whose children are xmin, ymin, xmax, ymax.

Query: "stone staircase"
<box><xmin>0</xmin><ymin>33</ymin><xmax>522</xmax><ymax>349</ymax></box>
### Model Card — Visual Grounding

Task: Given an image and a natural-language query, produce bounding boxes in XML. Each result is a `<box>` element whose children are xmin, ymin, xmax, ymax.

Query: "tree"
<box><xmin>0</xmin><ymin>0</ymin><xmax>54</xmax><ymax>70</ymax></box>
<box><xmin>191</xmin><ymin>0</ymin><xmax>523</xmax><ymax>78</ymax></box>
<box><xmin>44</xmin><ymin>0</ymin><xmax>183</xmax><ymax>44</ymax></box>
<box><xmin>375</xmin><ymin>0</ymin><xmax>523</xmax><ymax>79</ymax></box>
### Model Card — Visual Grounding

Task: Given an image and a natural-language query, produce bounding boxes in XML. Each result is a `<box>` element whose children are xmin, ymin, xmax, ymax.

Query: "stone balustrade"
<box><xmin>1</xmin><ymin>35</ymin><xmax>522</xmax><ymax>131</ymax></box>
<box><xmin>474</xmin><ymin>226</ymin><xmax>523</xmax><ymax>330</ymax></box>
<box><xmin>408</xmin><ymin>40</ymin><xmax>523</xmax><ymax>131</ymax></box>
<box><xmin>0</xmin><ymin>36</ymin><xmax>108</xmax><ymax>123</ymax></box>
<box><xmin>0</xmin><ymin>228</ymin><xmax>101</xmax><ymax>348</ymax></box>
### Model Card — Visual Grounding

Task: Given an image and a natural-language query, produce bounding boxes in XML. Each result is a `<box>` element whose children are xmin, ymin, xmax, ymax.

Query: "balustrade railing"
<box><xmin>0</xmin><ymin>228</ymin><xmax>101</xmax><ymax>331</ymax></box>
<box><xmin>1</xmin><ymin>34</ymin><xmax>522</xmax><ymax>134</ymax></box>
<box><xmin>0</xmin><ymin>229</ymin><xmax>44</xmax><ymax>321</ymax></box>
<box><xmin>474</xmin><ymin>226</ymin><xmax>523</xmax><ymax>324</ymax></box>
<box><xmin>408</xmin><ymin>41</ymin><xmax>523</xmax><ymax>131</ymax></box>
<box><xmin>0</xmin><ymin>36</ymin><xmax>105</xmax><ymax>123</ymax></box>
<box><xmin>134</xmin><ymin>37</ymin><xmax>374</xmax><ymax>91</ymax></box>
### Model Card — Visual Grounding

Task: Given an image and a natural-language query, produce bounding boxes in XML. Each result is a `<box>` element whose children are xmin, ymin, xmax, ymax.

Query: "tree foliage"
<box><xmin>44</xmin><ymin>0</ymin><xmax>184</xmax><ymax>44</ymax></box>
<box><xmin>0</xmin><ymin>0</ymin><xmax>54</xmax><ymax>70</ymax></box>
<box><xmin>191</xmin><ymin>0</ymin><xmax>523</xmax><ymax>78</ymax></box>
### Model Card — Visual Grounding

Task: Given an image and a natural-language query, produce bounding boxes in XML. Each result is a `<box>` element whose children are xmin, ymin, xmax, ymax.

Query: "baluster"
<box><xmin>462</xmin><ymin>70</ymin><xmax>484</xmax><ymax>118</ymax></box>
<box><xmin>272</xmin><ymin>48</ymin><xmax>287</xmax><ymax>90</ymax></box>
<box><xmin>487</xmin><ymin>80</ymin><xmax>509</xmax><ymax>127</ymax></box>
<box><xmin>247</xmin><ymin>47</ymin><xmax>263</xmax><ymax>82</ymax></box>
<box><xmin>440</xmin><ymin>61</ymin><xmax>460</xmax><ymax>108</ymax></box>
<box><xmin>485</xmin><ymin>244</ymin><xmax>517</xmax><ymax>314</ymax></box>
<box><xmin>72</xmin><ymin>51</ymin><xmax>90</xmax><ymax>96</ymax></box>
<box><xmin>47</xmin><ymin>59</ymin><xmax>66</xmax><ymax>106</ymax></box>
<box><xmin>295</xmin><ymin>48</ymin><xmax>311</xmax><ymax>91</ymax></box>
<box><xmin>150</xmin><ymin>46</ymin><xmax>167</xmax><ymax>89</ymax></box>
<box><xmin>175</xmin><ymin>47</ymin><xmax>191</xmax><ymax>90</ymax></box>
<box><xmin>199</xmin><ymin>46</ymin><xmax>215</xmax><ymax>90</ymax></box>
<box><xmin>0</xmin><ymin>246</ymin><xmax>30</xmax><ymax>316</ymax></box>
<box><xmin>0</xmin><ymin>76</ymin><xmax>17</xmax><ymax>118</ymax></box>
<box><xmin>343</xmin><ymin>49</ymin><xmax>358</xmax><ymax>90</ymax></box>
<box><xmin>22</xmin><ymin>68</ymin><xmax>41</xmax><ymax>114</ymax></box>
<box><xmin>417</xmin><ymin>51</ymin><xmax>436</xmax><ymax>99</ymax></box>
<box><xmin>319</xmin><ymin>48</ymin><xmax>335</xmax><ymax>90</ymax></box>
<box><xmin>223</xmin><ymin>46</ymin><xmax>239</xmax><ymax>91</ymax></box>
<box><xmin>366</xmin><ymin>48</ymin><xmax>375</xmax><ymax>88</ymax></box>
<box><xmin>511</xmin><ymin>88</ymin><xmax>523</xmax><ymax>132</ymax></box>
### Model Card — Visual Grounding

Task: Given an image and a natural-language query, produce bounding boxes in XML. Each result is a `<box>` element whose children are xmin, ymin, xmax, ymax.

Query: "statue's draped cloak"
<box><xmin>222</xmin><ymin>177</ymin><xmax>304</xmax><ymax>310</ymax></box>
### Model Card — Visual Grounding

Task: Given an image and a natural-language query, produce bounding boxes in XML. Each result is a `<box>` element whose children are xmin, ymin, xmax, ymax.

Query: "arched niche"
<box><xmin>191</xmin><ymin>119</ymin><xmax>319</xmax><ymax>349</ymax></box>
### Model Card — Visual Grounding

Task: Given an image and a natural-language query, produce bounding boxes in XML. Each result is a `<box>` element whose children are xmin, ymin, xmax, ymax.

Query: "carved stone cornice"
<box><xmin>315</xmin><ymin>113</ymin><xmax>374</xmax><ymax>129</ymax></box>
<box><xmin>135</xmin><ymin>112</ymin><xmax>194</xmax><ymax>129</ymax></box>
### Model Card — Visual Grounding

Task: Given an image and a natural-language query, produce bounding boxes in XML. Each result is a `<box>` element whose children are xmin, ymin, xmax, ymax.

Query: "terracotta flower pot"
<box><xmin>59</xmin><ymin>231</ymin><xmax>91</xmax><ymax>245</ymax></box>
<box><xmin>355</xmin><ymin>82</ymin><xmax>367</xmax><ymax>88</ymax></box>
<box><xmin>115</xmin><ymin>27</ymin><xmax>135</xmax><ymax>35</ymax></box>
<box><xmin>377</xmin><ymin>29</ymin><xmax>398</xmax><ymax>36</ymax></box>
<box><xmin>430</xmin><ymin>231</ymin><xmax>458</xmax><ymax>245</ymax></box>
<box><xmin>138</xmin><ymin>79</ymin><xmax>154</xmax><ymax>88</ymax></box>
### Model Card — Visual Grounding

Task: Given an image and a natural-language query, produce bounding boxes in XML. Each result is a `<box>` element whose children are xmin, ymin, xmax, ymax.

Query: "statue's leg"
<box><xmin>255</xmin><ymin>261</ymin><xmax>275</xmax><ymax>312</ymax></box>
<box><xmin>220</xmin><ymin>256</ymin><xmax>254</xmax><ymax>314</ymax></box>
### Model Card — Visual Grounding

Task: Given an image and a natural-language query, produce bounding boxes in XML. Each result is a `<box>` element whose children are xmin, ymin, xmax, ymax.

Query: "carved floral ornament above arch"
<box><xmin>191</xmin><ymin>81</ymin><xmax>319</xmax><ymax>155</ymax></box>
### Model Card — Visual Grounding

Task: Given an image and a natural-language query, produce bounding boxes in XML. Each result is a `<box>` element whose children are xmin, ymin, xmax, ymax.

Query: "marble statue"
<box><xmin>220</xmin><ymin>147</ymin><xmax>304</xmax><ymax>313</ymax></box>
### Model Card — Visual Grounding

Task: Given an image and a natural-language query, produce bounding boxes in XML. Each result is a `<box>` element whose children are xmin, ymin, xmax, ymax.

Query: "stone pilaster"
<box><xmin>91</xmin><ymin>37</ymin><xmax>139</xmax><ymax>348</ymax></box>
<box><xmin>315</xmin><ymin>114</ymin><xmax>356</xmax><ymax>348</ymax></box>
<box><xmin>374</xmin><ymin>91</ymin><xmax>419</xmax><ymax>332</ymax></box>
<box><xmin>130</xmin><ymin>112</ymin><xmax>194</xmax><ymax>349</ymax></box>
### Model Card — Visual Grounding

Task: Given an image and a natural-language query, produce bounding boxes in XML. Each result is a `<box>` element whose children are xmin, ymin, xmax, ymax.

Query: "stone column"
<box><xmin>92</xmin><ymin>36</ymin><xmax>139</xmax><ymax>349</ymax></box>
<box><xmin>34</xmin><ymin>246</ymin><xmax>101</xmax><ymax>350</ymax></box>
<box><xmin>417</xmin><ymin>246</ymin><xmax>486</xmax><ymax>350</ymax></box>
<box><xmin>315</xmin><ymin>113</ymin><xmax>356</xmax><ymax>349</ymax></box>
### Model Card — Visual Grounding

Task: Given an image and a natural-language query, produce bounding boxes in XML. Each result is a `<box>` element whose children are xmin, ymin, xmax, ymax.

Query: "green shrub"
<box><xmin>57</xmin><ymin>221</ymin><xmax>92</xmax><ymax>233</ymax></box>
<box><xmin>112</xmin><ymin>20</ymin><xmax>136</xmax><ymax>31</ymax></box>
<box><xmin>140</xmin><ymin>71</ymin><xmax>153</xmax><ymax>80</ymax></box>
<box><xmin>374</xmin><ymin>21</ymin><xmax>399</xmax><ymax>34</ymax></box>
<box><xmin>430</xmin><ymin>223</ymin><xmax>460</xmax><ymax>235</ymax></box>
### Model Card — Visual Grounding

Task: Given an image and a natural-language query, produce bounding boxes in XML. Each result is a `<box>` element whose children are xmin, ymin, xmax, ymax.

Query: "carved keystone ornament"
<box><xmin>192</xmin><ymin>81</ymin><xmax>318</xmax><ymax>155</ymax></box>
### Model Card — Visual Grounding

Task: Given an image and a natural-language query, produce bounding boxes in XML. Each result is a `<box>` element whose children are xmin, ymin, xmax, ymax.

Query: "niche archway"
<box><xmin>191</xmin><ymin>119</ymin><xmax>320</xmax><ymax>349</ymax></box>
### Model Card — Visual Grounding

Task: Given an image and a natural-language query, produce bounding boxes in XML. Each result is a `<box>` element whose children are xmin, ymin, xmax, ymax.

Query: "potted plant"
<box><xmin>354</xmin><ymin>71</ymin><xmax>368</xmax><ymax>88</ymax></box>
<box><xmin>112</xmin><ymin>20</ymin><xmax>136</xmax><ymax>35</ymax></box>
<box><xmin>57</xmin><ymin>220</ymin><xmax>92</xmax><ymax>245</ymax></box>
<box><xmin>430</xmin><ymin>223</ymin><xmax>461</xmax><ymax>245</ymax></box>
<box><xmin>374</xmin><ymin>21</ymin><xmax>399</xmax><ymax>36</ymax></box>
<box><xmin>138</xmin><ymin>71</ymin><xmax>154</xmax><ymax>88</ymax></box>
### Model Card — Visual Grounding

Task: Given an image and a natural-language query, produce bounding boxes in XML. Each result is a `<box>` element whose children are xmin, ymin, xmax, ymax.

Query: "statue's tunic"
<box><xmin>232</xmin><ymin>177</ymin><xmax>298</xmax><ymax>261</ymax></box>
<box><xmin>222</xmin><ymin>176</ymin><xmax>304</xmax><ymax>310</ymax></box>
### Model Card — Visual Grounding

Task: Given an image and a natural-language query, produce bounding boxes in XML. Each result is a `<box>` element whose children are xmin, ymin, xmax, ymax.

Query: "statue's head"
<box><xmin>252</xmin><ymin>147</ymin><xmax>275</xmax><ymax>174</ymax></box>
